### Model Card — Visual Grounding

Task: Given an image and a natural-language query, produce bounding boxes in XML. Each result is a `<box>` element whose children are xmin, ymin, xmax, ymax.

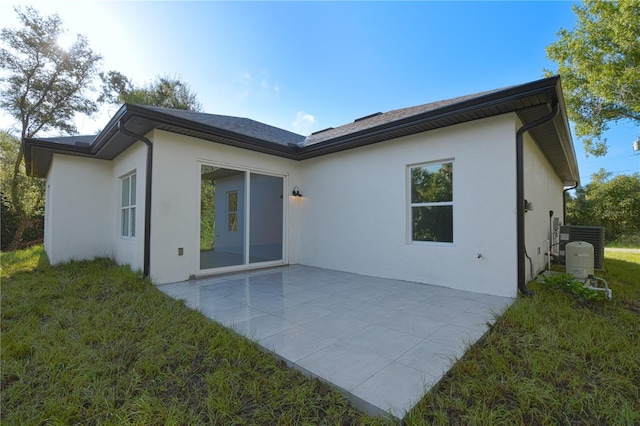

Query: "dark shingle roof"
<box><xmin>23</xmin><ymin>76</ymin><xmax>578</xmax><ymax>184</ymax></box>
<box><xmin>35</xmin><ymin>135</ymin><xmax>96</xmax><ymax>147</ymax></box>
<box><xmin>138</xmin><ymin>105</ymin><xmax>305</xmax><ymax>146</ymax></box>
<box><xmin>302</xmin><ymin>87</ymin><xmax>505</xmax><ymax>146</ymax></box>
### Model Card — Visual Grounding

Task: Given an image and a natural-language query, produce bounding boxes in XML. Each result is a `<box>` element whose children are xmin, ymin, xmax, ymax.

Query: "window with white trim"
<box><xmin>409</xmin><ymin>161</ymin><xmax>453</xmax><ymax>243</ymax></box>
<box><xmin>121</xmin><ymin>172</ymin><xmax>136</xmax><ymax>238</ymax></box>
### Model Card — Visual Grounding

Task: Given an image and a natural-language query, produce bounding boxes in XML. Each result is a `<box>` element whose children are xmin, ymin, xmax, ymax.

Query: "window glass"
<box><xmin>122</xmin><ymin>176</ymin><xmax>130</xmax><ymax>207</ymax></box>
<box><xmin>130</xmin><ymin>174</ymin><xmax>136</xmax><ymax>205</ymax></box>
<box><xmin>228</xmin><ymin>191</ymin><xmax>238</xmax><ymax>232</ymax></box>
<box><xmin>409</xmin><ymin>161</ymin><xmax>454</xmax><ymax>243</ymax></box>
<box><xmin>249</xmin><ymin>173</ymin><xmax>283</xmax><ymax>263</ymax></box>
<box><xmin>199</xmin><ymin>167</ymin><xmax>283</xmax><ymax>270</ymax></box>
<box><xmin>199</xmin><ymin>166</ymin><xmax>246</xmax><ymax>269</ymax></box>
<box><xmin>131</xmin><ymin>207</ymin><xmax>136</xmax><ymax>237</ymax></box>
<box><xmin>411</xmin><ymin>163</ymin><xmax>452</xmax><ymax>203</ymax></box>
<box><xmin>122</xmin><ymin>209</ymin><xmax>129</xmax><ymax>237</ymax></box>
<box><xmin>121</xmin><ymin>172</ymin><xmax>136</xmax><ymax>238</ymax></box>
<box><xmin>412</xmin><ymin>205</ymin><xmax>453</xmax><ymax>242</ymax></box>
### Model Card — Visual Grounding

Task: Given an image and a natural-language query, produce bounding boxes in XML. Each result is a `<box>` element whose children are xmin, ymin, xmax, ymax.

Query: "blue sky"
<box><xmin>1</xmin><ymin>1</ymin><xmax>638</xmax><ymax>184</ymax></box>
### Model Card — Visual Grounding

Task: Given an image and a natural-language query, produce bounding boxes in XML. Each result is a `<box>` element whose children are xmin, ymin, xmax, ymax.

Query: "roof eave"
<box><xmin>297</xmin><ymin>76</ymin><xmax>562</xmax><ymax>159</ymax></box>
<box><xmin>122</xmin><ymin>105</ymin><xmax>299</xmax><ymax>159</ymax></box>
<box><xmin>24</xmin><ymin>76</ymin><xmax>579</xmax><ymax>185</ymax></box>
<box><xmin>554</xmin><ymin>78</ymin><xmax>580</xmax><ymax>186</ymax></box>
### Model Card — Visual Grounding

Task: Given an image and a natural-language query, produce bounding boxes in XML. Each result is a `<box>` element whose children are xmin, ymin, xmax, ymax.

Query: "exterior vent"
<box><xmin>354</xmin><ymin>112</ymin><xmax>382</xmax><ymax>122</ymax></box>
<box><xmin>311</xmin><ymin>127</ymin><xmax>334</xmax><ymax>135</ymax></box>
<box><xmin>559</xmin><ymin>225</ymin><xmax>605</xmax><ymax>269</ymax></box>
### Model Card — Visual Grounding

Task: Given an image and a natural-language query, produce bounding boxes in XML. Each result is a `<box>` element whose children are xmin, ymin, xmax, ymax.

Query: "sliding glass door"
<box><xmin>200</xmin><ymin>165</ymin><xmax>284</xmax><ymax>271</ymax></box>
<box><xmin>249</xmin><ymin>173</ymin><xmax>284</xmax><ymax>263</ymax></box>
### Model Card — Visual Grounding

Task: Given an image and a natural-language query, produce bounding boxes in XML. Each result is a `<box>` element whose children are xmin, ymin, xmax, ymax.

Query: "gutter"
<box><xmin>117</xmin><ymin>120</ymin><xmax>153</xmax><ymax>278</ymax></box>
<box><xmin>515</xmin><ymin>102</ymin><xmax>559</xmax><ymax>296</ymax></box>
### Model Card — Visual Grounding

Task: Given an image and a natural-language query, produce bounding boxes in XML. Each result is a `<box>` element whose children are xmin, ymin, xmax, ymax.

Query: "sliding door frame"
<box><xmin>196</xmin><ymin>159</ymin><xmax>288</xmax><ymax>276</ymax></box>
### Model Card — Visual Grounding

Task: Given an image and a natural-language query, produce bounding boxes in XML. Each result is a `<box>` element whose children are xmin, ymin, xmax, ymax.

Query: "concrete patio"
<box><xmin>158</xmin><ymin>265</ymin><xmax>513</xmax><ymax>418</ymax></box>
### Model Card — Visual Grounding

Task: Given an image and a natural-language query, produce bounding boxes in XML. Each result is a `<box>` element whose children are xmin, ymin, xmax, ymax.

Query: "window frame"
<box><xmin>120</xmin><ymin>171</ymin><xmax>137</xmax><ymax>239</ymax></box>
<box><xmin>407</xmin><ymin>160</ymin><xmax>454</xmax><ymax>245</ymax></box>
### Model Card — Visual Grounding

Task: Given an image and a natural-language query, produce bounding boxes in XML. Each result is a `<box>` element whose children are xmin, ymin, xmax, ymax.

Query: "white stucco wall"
<box><xmin>43</xmin><ymin>141</ymin><xmax>147</xmax><ymax>271</ymax></box>
<box><xmin>522</xmin><ymin>130</ymin><xmax>565</xmax><ymax>279</ymax></box>
<box><xmin>297</xmin><ymin>114</ymin><xmax>519</xmax><ymax>297</ymax></box>
<box><xmin>149</xmin><ymin>130</ymin><xmax>301</xmax><ymax>285</ymax></box>
<box><xmin>44</xmin><ymin>154</ymin><xmax>112</xmax><ymax>264</ymax></box>
<box><xmin>110</xmin><ymin>141</ymin><xmax>147</xmax><ymax>272</ymax></box>
<box><xmin>43</xmin><ymin>112</ymin><xmax>569</xmax><ymax>298</ymax></box>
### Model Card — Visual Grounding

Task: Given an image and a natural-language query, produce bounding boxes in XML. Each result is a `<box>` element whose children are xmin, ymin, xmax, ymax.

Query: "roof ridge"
<box><xmin>134</xmin><ymin>104</ymin><xmax>306</xmax><ymax>139</ymax></box>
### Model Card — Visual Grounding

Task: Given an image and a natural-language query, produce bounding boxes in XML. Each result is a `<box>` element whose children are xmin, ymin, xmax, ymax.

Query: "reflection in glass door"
<box><xmin>250</xmin><ymin>173</ymin><xmax>283</xmax><ymax>263</ymax></box>
<box><xmin>200</xmin><ymin>166</ymin><xmax>246</xmax><ymax>269</ymax></box>
<box><xmin>200</xmin><ymin>165</ymin><xmax>283</xmax><ymax>270</ymax></box>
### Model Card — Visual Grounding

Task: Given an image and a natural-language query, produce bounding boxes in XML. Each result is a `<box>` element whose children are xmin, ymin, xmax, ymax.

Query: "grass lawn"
<box><xmin>1</xmin><ymin>247</ymin><xmax>382</xmax><ymax>425</ymax></box>
<box><xmin>406</xmin><ymin>250</ymin><xmax>640</xmax><ymax>424</ymax></box>
<box><xmin>2</xmin><ymin>247</ymin><xmax>639</xmax><ymax>424</ymax></box>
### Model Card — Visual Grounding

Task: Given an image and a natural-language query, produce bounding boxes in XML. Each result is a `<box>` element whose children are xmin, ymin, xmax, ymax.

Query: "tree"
<box><xmin>566</xmin><ymin>170</ymin><xmax>640</xmax><ymax>244</ymax></box>
<box><xmin>0</xmin><ymin>6</ymin><xmax>102</xmax><ymax>249</ymax></box>
<box><xmin>100</xmin><ymin>71</ymin><xmax>202</xmax><ymax>111</ymax></box>
<box><xmin>0</xmin><ymin>131</ymin><xmax>45</xmax><ymax>249</ymax></box>
<box><xmin>546</xmin><ymin>0</ymin><xmax>640</xmax><ymax>156</ymax></box>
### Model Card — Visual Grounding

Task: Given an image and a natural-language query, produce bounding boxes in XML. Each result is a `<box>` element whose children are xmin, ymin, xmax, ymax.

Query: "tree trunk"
<box><xmin>8</xmin><ymin>217</ymin><xmax>32</xmax><ymax>251</ymax></box>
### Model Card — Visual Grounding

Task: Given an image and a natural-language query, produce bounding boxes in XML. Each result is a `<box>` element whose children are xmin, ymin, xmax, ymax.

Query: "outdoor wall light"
<box><xmin>524</xmin><ymin>199</ymin><xmax>534</xmax><ymax>212</ymax></box>
<box><xmin>292</xmin><ymin>186</ymin><xmax>302</xmax><ymax>197</ymax></box>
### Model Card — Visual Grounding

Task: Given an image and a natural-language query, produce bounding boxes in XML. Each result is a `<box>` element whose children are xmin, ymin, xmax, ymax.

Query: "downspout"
<box><xmin>118</xmin><ymin>120</ymin><xmax>153</xmax><ymax>278</ymax></box>
<box><xmin>516</xmin><ymin>102</ymin><xmax>559</xmax><ymax>296</ymax></box>
<box><xmin>562</xmin><ymin>182</ymin><xmax>579</xmax><ymax>224</ymax></box>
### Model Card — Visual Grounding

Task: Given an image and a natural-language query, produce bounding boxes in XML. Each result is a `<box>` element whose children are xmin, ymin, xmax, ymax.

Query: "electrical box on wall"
<box><xmin>558</xmin><ymin>225</ymin><xmax>605</xmax><ymax>269</ymax></box>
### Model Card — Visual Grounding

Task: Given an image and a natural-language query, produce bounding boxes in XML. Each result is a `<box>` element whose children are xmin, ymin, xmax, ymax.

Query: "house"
<box><xmin>23</xmin><ymin>76</ymin><xmax>579</xmax><ymax>298</ymax></box>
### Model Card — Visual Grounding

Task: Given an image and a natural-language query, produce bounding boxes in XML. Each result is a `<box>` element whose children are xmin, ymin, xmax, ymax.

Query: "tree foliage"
<box><xmin>0</xmin><ymin>131</ymin><xmax>44</xmax><ymax>217</ymax></box>
<box><xmin>100</xmin><ymin>71</ymin><xmax>202</xmax><ymax>111</ymax></box>
<box><xmin>0</xmin><ymin>6</ymin><xmax>102</xmax><ymax>139</ymax></box>
<box><xmin>0</xmin><ymin>131</ymin><xmax>45</xmax><ymax>249</ymax></box>
<box><xmin>546</xmin><ymin>0</ymin><xmax>640</xmax><ymax>156</ymax></box>
<box><xmin>0</xmin><ymin>6</ymin><xmax>101</xmax><ymax>249</ymax></box>
<box><xmin>200</xmin><ymin>166</ymin><xmax>215</xmax><ymax>251</ymax></box>
<box><xmin>566</xmin><ymin>170</ymin><xmax>640</xmax><ymax>244</ymax></box>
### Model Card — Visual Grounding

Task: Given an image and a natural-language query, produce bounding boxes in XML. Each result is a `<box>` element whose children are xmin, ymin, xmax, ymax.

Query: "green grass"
<box><xmin>1</xmin><ymin>247</ymin><xmax>385</xmax><ymax>425</ymax></box>
<box><xmin>3</xmin><ymin>248</ymin><xmax>639</xmax><ymax>424</ymax></box>
<box><xmin>406</xmin><ymin>251</ymin><xmax>640</xmax><ymax>424</ymax></box>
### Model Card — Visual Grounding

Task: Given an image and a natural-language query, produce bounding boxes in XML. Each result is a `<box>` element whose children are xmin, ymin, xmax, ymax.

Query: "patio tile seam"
<box><xmin>349</xmin><ymin>362</ymin><xmax>437</xmax><ymax>417</ymax></box>
<box><xmin>341</xmin><ymin>339</ymin><xmax>429</xmax><ymax>377</ymax></box>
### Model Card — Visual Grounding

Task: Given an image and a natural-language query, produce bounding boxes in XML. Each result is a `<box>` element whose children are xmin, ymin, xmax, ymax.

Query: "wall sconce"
<box><xmin>292</xmin><ymin>186</ymin><xmax>302</xmax><ymax>197</ymax></box>
<box><xmin>524</xmin><ymin>199</ymin><xmax>534</xmax><ymax>212</ymax></box>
